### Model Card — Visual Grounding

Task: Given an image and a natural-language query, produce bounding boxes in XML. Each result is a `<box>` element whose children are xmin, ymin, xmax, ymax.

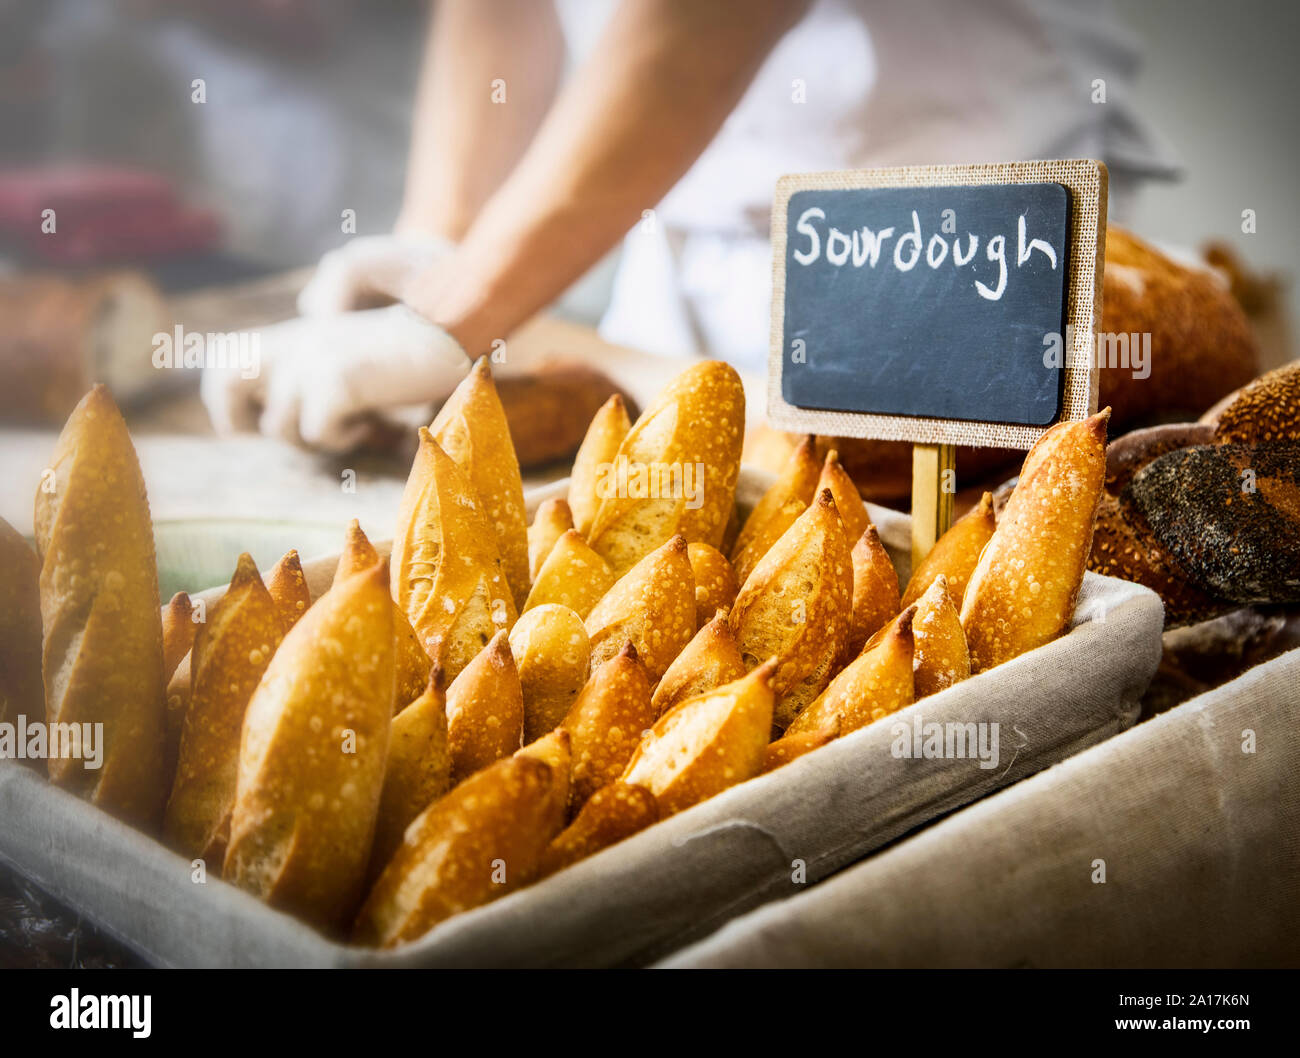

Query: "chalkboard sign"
<box><xmin>768</xmin><ymin>161</ymin><xmax>1107</xmax><ymax>451</ymax></box>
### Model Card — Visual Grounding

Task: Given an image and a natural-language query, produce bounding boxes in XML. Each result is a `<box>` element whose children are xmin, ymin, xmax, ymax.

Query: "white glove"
<box><xmin>296</xmin><ymin>233</ymin><xmax>456</xmax><ymax>317</ymax></box>
<box><xmin>201</xmin><ymin>305</ymin><xmax>471</xmax><ymax>452</ymax></box>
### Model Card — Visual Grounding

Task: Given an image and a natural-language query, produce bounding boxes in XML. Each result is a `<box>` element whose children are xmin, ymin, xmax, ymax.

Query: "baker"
<box><xmin>203</xmin><ymin>0</ymin><xmax>1175</xmax><ymax>451</ymax></box>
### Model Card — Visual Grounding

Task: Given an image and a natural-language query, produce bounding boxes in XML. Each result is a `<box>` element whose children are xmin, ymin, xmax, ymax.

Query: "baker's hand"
<box><xmin>296</xmin><ymin>233</ymin><xmax>456</xmax><ymax>316</ymax></box>
<box><xmin>201</xmin><ymin>305</ymin><xmax>471</xmax><ymax>452</ymax></box>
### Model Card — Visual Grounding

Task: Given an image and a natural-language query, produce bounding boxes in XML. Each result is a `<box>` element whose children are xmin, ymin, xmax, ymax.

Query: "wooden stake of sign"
<box><xmin>767</xmin><ymin>160</ymin><xmax>1107</xmax><ymax>564</ymax></box>
<box><xmin>911</xmin><ymin>443</ymin><xmax>956</xmax><ymax>569</ymax></box>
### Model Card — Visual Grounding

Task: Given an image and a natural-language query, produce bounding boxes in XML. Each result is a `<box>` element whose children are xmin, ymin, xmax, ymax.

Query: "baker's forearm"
<box><xmin>397</xmin><ymin>0</ymin><xmax>564</xmax><ymax>242</ymax></box>
<box><xmin>412</xmin><ymin>0</ymin><xmax>810</xmax><ymax>354</ymax></box>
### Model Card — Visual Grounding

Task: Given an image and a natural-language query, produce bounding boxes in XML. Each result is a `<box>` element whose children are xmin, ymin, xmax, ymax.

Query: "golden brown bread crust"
<box><xmin>962</xmin><ymin>412</ymin><xmax>1109</xmax><ymax>673</ymax></box>
<box><xmin>622</xmin><ymin>661</ymin><xmax>775</xmax><ymax>817</ymax></box>
<box><xmin>538</xmin><ymin>781</ymin><xmax>659</xmax><ymax>879</ymax></box>
<box><xmin>354</xmin><ymin>754</ymin><xmax>566</xmax><ymax>948</ymax></box>
<box><xmin>686</xmin><ymin>542</ymin><xmax>738</xmax><ymax>632</ymax></box>
<box><xmin>788</xmin><ymin>607</ymin><xmax>914</xmax><ymax>737</ymax></box>
<box><xmin>651</xmin><ymin>610</ymin><xmax>746</xmax><ymax>718</ymax></box>
<box><xmin>562</xmin><ymin>643</ymin><xmax>656</xmax><ymax>812</ymax></box>
<box><xmin>263</xmin><ymin>549</ymin><xmax>311</xmax><ymax>632</ymax></box>
<box><xmin>584</xmin><ymin>534</ymin><xmax>696</xmax><ymax>683</ymax></box>
<box><xmin>729</xmin><ymin>490</ymin><xmax>854</xmax><ymax>729</ymax></box>
<box><xmin>445</xmin><ymin>630</ymin><xmax>525</xmax><ymax>783</ymax></box>
<box><xmin>588</xmin><ymin>360</ymin><xmax>744</xmax><ymax>575</ymax></box>
<box><xmin>1205</xmin><ymin>361</ymin><xmax>1300</xmax><ymax>444</ymax></box>
<box><xmin>730</xmin><ymin>435</ymin><xmax>819</xmax><ymax>586</ymax></box>
<box><xmin>845</xmin><ymin>525</ymin><xmax>901</xmax><ymax>661</ymax></box>
<box><xmin>762</xmin><ymin>718</ymin><xmax>840</xmax><ymax>774</ymax></box>
<box><xmin>431</xmin><ymin>359</ymin><xmax>531</xmax><ymax>608</ymax></box>
<box><xmin>568</xmin><ymin>393</ymin><xmax>631</xmax><ymax>539</ymax></box>
<box><xmin>817</xmin><ymin>450</ymin><xmax>870</xmax><ymax>548</ymax></box>
<box><xmin>164</xmin><ymin>554</ymin><xmax>284</xmax><ymax>861</ymax></box>
<box><xmin>509</xmin><ymin>604</ymin><xmax>591</xmax><ymax>744</ymax></box>
<box><xmin>224</xmin><ymin>561</ymin><xmax>395</xmax><ymax>929</ymax></box>
<box><xmin>391</xmin><ymin>429</ymin><xmax>517</xmax><ymax>682</ymax></box>
<box><xmin>370</xmin><ymin>668</ymin><xmax>451</xmax><ymax>876</ymax></box>
<box><xmin>528</xmin><ymin>498</ymin><xmax>574</xmax><ymax>581</ymax></box>
<box><xmin>0</xmin><ymin>519</ymin><xmax>43</xmax><ymax>728</ymax></box>
<box><xmin>910</xmin><ymin>575</ymin><xmax>971</xmax><ymax>699</ymax></box>
<box><xmin>161</xmin><ymin>591</ymin><xmax>195</xmax><ymax>685</ymax></box>
<box><xmin>523</xmin><ymin>529</ymin><xmax>616</xmax><ymax>619</ymax></box>
<box><xmin>901</xmin><ymin>492</ymin><xmax>995</xmax><ymax>609</ymax></box>
<box><xmin>34</xmin><ymin>385</ymin><xmax>167</xmax><ymax>826</ymax></box>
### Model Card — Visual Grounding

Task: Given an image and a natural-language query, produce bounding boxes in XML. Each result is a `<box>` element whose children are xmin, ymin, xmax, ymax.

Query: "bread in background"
<box><xmin>0</xmin><ymin>518</ymin><xmax>43</xmax><ymax>728</ymax></box>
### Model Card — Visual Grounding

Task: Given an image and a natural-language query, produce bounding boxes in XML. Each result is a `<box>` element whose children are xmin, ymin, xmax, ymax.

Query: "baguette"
<box><xmin>354</xmin><ymin>753</ymin><xmax>567</xmax><ymax>947</ymax></box>
<box><xmin>528</xmin><ymin>498</ymin><xmax>574</xmax><ymax>581</ymax></box>
<box><xmin>911</xmin><ymin>575</ymin><xmax>971</xmax><ymax>698</ymax></box>
<box><xmin>788</xmin><ymin>608</ymin><xmax>914</xmax><ymax>737</ymax></box>
<box><xmin>509</xmin><ymin>604</ymin><xmax>591</xmax><ymax>744</ymax></box>
<box><xmin>33</xmin><ymin>385</ymin><xmax>166</xmax><ymax>825</ymax></box>
<box><xmin>621</xmin><ymin>660</ymin><xmax>775</xmax><ymax>817</ymax></box>
<box><xmin>370</xmin><ymin>667</ymin><xmax>451</xmax><ymax>875</ymax></box>
<box><xmin>161</xmin><ymin>592</ymin><xmax>195</xmax><ymax>684</ymax></box>
<box><xmin>515</xmin><ymin>727</ymin><xmax>573</xmax><ymax>818</ymax></box>
<box><xmin>687</xmin><ymin>542</ymin><xmax>738</xmax><ymax>631</ymax></box>
<box><xmin>523</xmin><ymin>529</ymin><xmax>616</xmax><ymax>620</ymax></box>
<box><xmin>391</xmin><ymin>428</ymin><xmax>517</xmax><ymax>683</ymax></box>
<box><xmin>538</xmin><ymin>781</ymin><xmax>659</xmax><ymax>879</ymax></box>
<box><xmin>264</xmin><ymin>549</ymin><xmax>311</xmax><ymax>632</ymax></box>
<box><xmin>445</xmin><ymin>630</ymin><xmax>525</xmax><ymax>783</ymax></box>
<box><xmin>961</xmin><ymin>411</ymin><xmax>1109</xmax><ymax>673</ymax></box>
<box><xmin>584</xmin><ymin>534</ymin><xmax>695</xmax><ymax>683</ymax></box>
<box><xmin>588</xmin><ymin>360</ymin><xmax>744</xmax><ymax>575</ymax></box>
<box><xmin>225</xmin><ymin>560</ymin><xmax>394</xmax><ymax>929</ymax></box>
<box><xmin>730</xmin><ymin>435</ymin><xmax>819</xmax><ymax>586</ymax></box>
<box><xmin>0</xmin><ymin>519</ymin><xmax>42</xmax><ymax>728</ymax></box>
<box><xmin>762</xmin><ymin>718</ymin><xmax>840</xmax><ymax>774</ymax></box>
<box><xmin>562</xmin><ymin>642</ymin><xmax>655</xmax><ymax>812</ymax></box>
<box><xmin>569</xmin><ymin>393</ymin><xmax>631</xmax><ymax>537</ymax></box>
<box><xmin>901</xmin><ymin>492</ymin><xmax>995</xmax><ymax>609</ymax></box>
<box><xmin>651</xmin><ymin>609</ymin><xmax>745</xmax><ymax>718</ymax></box>
<box><xmin>337</xmin><ymin>520</ymin><xmax>431</xmax><ymax>711</ymax></box>
<box><xmin>164</xmin><ymin>553</ymin><xmax>284</xmax><ymax>861</ymax></box>
<box><xmin>817</xmin><ymin>450</ymin><xmax>870</xmax><ymax>548</ymax></box>
<box><xmin>430</xmin><ymin>358</ymin><xmax>530</xmax><ymax>607</ymax></box>
<box><xmin>845</xmin><ymin>524</ymin><xmax>901</xmax><ymax>660</ymax></box>
<box><xmin>729</xmin><ymin>490</ymin><xmax>853</xmax><ymax>730</ymax></box>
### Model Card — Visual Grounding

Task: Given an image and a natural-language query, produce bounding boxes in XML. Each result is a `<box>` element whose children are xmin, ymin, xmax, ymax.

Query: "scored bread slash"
<box><xmin>651</xmin><ymin>609</ymin><xmax>745</xmax><ymax>718</ymax></box>
<box><xmin>510</xmin><ymin>604</ymin><xmax>591</xmax><ymax>744</ymax></box>
<box><xmin>445</xmin><ymin>629</ymin><xmax>525</xmax><ymax>784</ymax></box>
<box><xmin>337</xmin><ymin>520</ymin><xmax>432</xmax><ymax>712</ymax></box>
<box><xmin>788</xmin><ymin>606</ymin><xmax>915</xmax><ymax>737</ymax></box>
<box><xmin>354</xmin><ymin>753</ymin><xmax>567</xmax><ymax>948</ymax></box>
<box><xmin>34</xmin><ymin>384</ymin><xmax>168</xmax><ymax>826</ymax></box>
<box><xmin>391</xmin><ymin>429</ymin><xmax>517</xmax><ymax>683</ymax></box>
<box><xmin>369</xmin><ymin>666</ymin><xmax>451</xmax><ymax>878</ymax></box>
<box><xmin>621</xmin><ymin>660</ymin><xmax>776</xmax><ymax>817</ymax></box>
<box><xmin>730</xmin><ymin>435</ymin><xmax>819</xmax><ymax>585</ymax></box>
<box><xmin>844</xmin><ymin>524</ymin><xmax>901</xmax><ymax>662</ymax></box>
<box><xmin>430</xmin><ymin>358</ymin><xmax>531</xmax><ymax>609</ymax></box>
<box><xmin>164</xmin><ymin>553</ymin><xmax>284</xmax><ymax>862</ymax></box>
<box><xmin>729</xmin><ymin>489</ymin><xmax>853</xmax><ymax>730</ymax></box>
<box><xmin>224</xmin><ymin>560</ymin><xmax>395</xmax><ymax>930</ymax></box>
<box><xmin>901</xmin><ymin>491</ymin><xmax>995</xmax><ymax>609</ymax></box>
<box><xmin>569</xmin><ymin>393</ymin><xmax>631</xmax><ymax>539</ymax></box>
<box><xmin>961</xmin><ymin>410</ymin><xmax>1109</xmax><ymax>673</ymax></box>
<box><xmin>584</xmin><ymin>534</ymin><xmax>696</xmax><ymax>683</ymax></box>
<box><xmin>588</xmin><ymin>360</ymin><xmax>745</xmax><ymax>575</ymax></box>
<box><xmin>263</xmin><ymin>548</ymin><xmax>311</xmax><ymax>633</ymax></box>
<box><xmin>762</xmin><ymin>716</ymin><xmax>840</xmax><ymax>774</ymax></box>
<box><xmin>523</xmin><ymin>528</ymin><xmax>617</xmax><ymax>619</ymax></box>
<box><xmin>687</xmin><ymin>542</ymin><xmax>738</xmax><ymax>631</ymax></box>
<box><xmin>911</xmin><ymin>575</ymin><xmax>971</xmax><ymax>699</ymax></box>
<box><xmin>538</xmin><ymin>782</ymin><xmax>659</xmax><ymax>879</ymax></box>
<box><xmin>528</xmin><ymin>498</ymin><xmax>575</xmax><ymax>582</ymax></box>
<box><xmin>562</xmin><ymin>643</ymin><xmax>656</xmax><ymax>813</ymax></box>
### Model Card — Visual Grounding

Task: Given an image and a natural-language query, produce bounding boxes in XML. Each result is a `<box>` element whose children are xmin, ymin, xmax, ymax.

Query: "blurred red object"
<box><xmin>0</xmin><ymin>165</ymin><xmax>221</xmax><ymax>266</ymax></box>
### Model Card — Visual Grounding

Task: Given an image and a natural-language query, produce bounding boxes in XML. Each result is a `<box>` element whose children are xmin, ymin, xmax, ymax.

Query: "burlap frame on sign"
<box><xmin>767</xmin><ymin>159</ymin><xmax>1108</xmax><ymax>450</ymax></box>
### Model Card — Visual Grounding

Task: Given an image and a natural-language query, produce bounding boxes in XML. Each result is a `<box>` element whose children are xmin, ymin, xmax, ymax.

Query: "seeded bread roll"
<box><xmin>34</xmin><ymin>385</ymin><xmax>167</xmax><ymax>825</ymax></box>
